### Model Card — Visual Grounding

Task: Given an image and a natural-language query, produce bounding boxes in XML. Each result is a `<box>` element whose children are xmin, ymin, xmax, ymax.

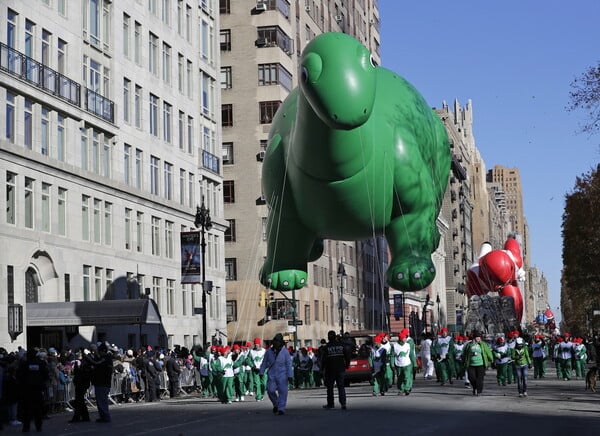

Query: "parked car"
<box><xmin>343</xmin><ymin>333</ymin><xmax>375</xmax><ymax>385</ymax></box>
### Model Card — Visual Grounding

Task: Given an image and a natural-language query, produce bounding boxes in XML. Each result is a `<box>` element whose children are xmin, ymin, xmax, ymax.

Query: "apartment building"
<box><xmin>0</xmin><ymin>0</ymin><xmax>226</xmax><ymax>352</ymax></box>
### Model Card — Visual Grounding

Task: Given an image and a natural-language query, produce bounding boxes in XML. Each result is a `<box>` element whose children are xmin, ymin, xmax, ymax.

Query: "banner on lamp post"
<box><xmin>181</xmin><ymin>231</ymin><xmax>201</xmax><ymax>284</ymax></box>
<box><xmin>393</xmin><ymin>293</ymin><xmax>404</xmax><ymax>320</ymax></box>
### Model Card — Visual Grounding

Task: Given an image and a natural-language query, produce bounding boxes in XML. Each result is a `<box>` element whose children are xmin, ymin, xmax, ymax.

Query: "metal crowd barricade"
<box><xmin>179</xmin><ymin>367</ymin><xmax>197</xmax><ymax>394</ymax></box>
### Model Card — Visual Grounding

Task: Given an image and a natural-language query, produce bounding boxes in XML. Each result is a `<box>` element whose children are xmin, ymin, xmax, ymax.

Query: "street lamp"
<box><xmin>337</xmin><ymin>262</ymin><xmax>346</xmax><ymax>335</ymax></box>
<box><xmin>436</xmin><ymin>294</ymin><xmax>441</xmax><ymax>327</ymax></box>
<box><xmin>195</xmin><ymin>198</ymin><xmax>212</xmax><ymax>351</ymax></box>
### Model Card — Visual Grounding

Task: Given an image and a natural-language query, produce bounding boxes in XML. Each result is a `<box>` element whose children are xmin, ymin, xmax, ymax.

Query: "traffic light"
<box><xmin>268</xmin><ymin>292</ymin><xmax>275</xmax><ymax>303</ymax></box>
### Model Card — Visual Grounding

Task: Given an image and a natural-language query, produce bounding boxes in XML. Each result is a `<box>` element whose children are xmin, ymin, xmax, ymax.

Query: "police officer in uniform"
<box><xmin>320</xmin><ymin>331</ymin><xmax>351</xmax><ymax>410</ymax></box>
<box><xmin>17</xmin><ymin>348</ymin><xmax>49</xmax><ymax>432</ymax></box>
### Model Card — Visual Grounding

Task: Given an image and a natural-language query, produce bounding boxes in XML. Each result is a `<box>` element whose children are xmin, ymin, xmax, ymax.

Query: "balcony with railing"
<box><xmin>0</xmin><ymin>42</ymin><xmax>80</xmax><ymax>106</ymax></box>
<box><xmin>85</xmin><ymin>87</ymin><xmax>114</xmax><ymax>123</ymax></box>
<box><xmin>202</xmin><ymin>150</ymin><xmax>220</xmax><ymax>174</ymax></box>
<box><xmin>1</xmin><ymin>42</ymin><xmax>115</xmax><ymax>124</ymax></box>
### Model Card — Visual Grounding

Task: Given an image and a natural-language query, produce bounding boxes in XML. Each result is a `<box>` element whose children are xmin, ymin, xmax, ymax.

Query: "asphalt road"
<box><xmin>10</xmin><ymin>365</ymin><xmax>600</xmax><ymax>436</ymax></box>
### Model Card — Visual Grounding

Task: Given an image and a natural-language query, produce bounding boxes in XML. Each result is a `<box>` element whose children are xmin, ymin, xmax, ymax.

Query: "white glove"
<box><xmin>83</xmin><ymin>349</ymin><xmax>90</xmax><ymax>355</ymax></box>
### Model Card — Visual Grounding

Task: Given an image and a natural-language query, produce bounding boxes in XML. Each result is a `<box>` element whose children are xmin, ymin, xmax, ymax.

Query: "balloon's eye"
<box><xmin>369</xmin><ymin>54</ymin><xmax>377</xmax><ymax>68</ymax></box>
<box><xmin>301</xmin><ymin>66</ymin><xmax>309</xmax><ymax>83</ymax></box>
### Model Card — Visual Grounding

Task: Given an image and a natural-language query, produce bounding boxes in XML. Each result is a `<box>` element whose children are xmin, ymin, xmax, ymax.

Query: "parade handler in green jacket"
<box><xmin>463</xmin><ymin>331</ymin><xmax>493</xmax><ymax>396</ymax></box>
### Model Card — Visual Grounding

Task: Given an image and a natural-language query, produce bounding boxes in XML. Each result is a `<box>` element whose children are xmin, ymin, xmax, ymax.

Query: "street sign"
<box><xmin>288</xmin><ymin>320</ymin><xmax>303</xmax><ymax>326</ymax></box>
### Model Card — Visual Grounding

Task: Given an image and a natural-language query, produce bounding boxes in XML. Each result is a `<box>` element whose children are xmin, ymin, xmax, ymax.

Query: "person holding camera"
<box><xmin>85</xmin><ymin>342</ymin><xmax>114</xmax><ymax>423</ymax></box>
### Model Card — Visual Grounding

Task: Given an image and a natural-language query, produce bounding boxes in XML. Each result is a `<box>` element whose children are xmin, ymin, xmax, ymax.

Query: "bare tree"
<box><xmin>567</xmin><ymin>62</ymin><xmax>600</xmax><ymax>135</ymax></box>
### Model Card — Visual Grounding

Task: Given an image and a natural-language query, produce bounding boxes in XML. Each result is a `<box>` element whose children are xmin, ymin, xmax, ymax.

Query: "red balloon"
<box><xmin>466</xmin><ymin>266</ymin><xmax>486</xmax><ymax>297</ymax></box>
<box><xmin>500</xmin><ymin>284</ymin><xmax>523</xmax><ymax>322</ymax></box>
<box><xmin>503</xmin><ymin>238</ymin><xmax>523</xmax><ymax>269</ymax></box>
<box><xmin>478</xmin><ymin>250</ymin><xmax>515</xmax><ymax>289</ymax></box>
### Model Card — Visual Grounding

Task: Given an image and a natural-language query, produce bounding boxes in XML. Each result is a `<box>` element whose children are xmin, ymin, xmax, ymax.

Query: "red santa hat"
<box><xmin>563</xmin><ymin>332</ymin><xmax>571</xmax><ymax>338</ymax></box>
<box><xmin>400</xmin><ymin>328</ymin><xmax>409</xmax><ymax>337</ymax></box>
<box><xmin>556</xmin><ymin>337</ymin><xmax>564</xmax><ymax>343</ymax></box>
<box><xmin>374</xmin><ymin>335</ymin><xmax>383</xmax><ymax>344</ymax></box>
<box><xmin>254</xmin><ymin>337</ymin><xmax>262</xmax><ymax>345</ymax></box>
<box><xmin>232</xmin><ymin>344</ymin><xmax>240</xmax><ymax>351</ymax></box>
<box><xmin>399</xmin><ymin>333</ymin><xmax>408</xmax><ymax>341</ymax></box>
<box><xmin>245</xmin><ymin>341</ymin><xmax>252</xmax><ymax>348</ymax></box>
<box><xmin>439</xmin><ymin>327</ymin><xmax>448</xmax><ymax>334</ymax></box>
<box><xmin>496</xmin><ymin>336</ymin><xmax>505</xmax><ymax>343</ymax></box>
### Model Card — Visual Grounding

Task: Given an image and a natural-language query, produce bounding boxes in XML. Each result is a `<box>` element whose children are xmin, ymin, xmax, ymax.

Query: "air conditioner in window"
<box><xmin>305</xmin><ymin>6</ymin><xmax>311</xmax><ymax>12</ymax></box>
<box><xmin>344</xmin><ymin>315</ymin><xmax>350</xmax><ymax>321</ymax></box>
<box><xmin>256</xmin><ymin>2</ymin><xmax>267</xmax><ymax>12</ymax></box>
<box><xmin>352</xmin><ymin>319</ymin><xmax>358</xmax><ymax>325</ymax></box>
<box><xmin>256</xmin><ymin>150</ymin><xmax>266</xmax><ymax>162</ymax></box>
<box><xmin>334</xmin><ymin>15</ymin><xmax>343</xmax><ymax>22</ymax></box>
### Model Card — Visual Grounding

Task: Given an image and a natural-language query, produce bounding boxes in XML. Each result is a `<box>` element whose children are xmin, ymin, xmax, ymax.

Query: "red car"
<box><xmin>344</xmin><ymin>338</ymin><xmax>373</xmax><ymax>385</ymax></box>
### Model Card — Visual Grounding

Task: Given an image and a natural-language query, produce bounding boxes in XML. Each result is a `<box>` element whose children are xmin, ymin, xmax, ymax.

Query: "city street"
<box><xmin>12</xmin><ymin>366</ymin><xmax>600</xmax><ymax>436</ymax></box>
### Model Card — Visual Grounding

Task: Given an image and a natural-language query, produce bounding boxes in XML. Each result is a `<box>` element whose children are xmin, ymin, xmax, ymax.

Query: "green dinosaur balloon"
<box><xmin>260</xmin><ymin>32</ymin><xmax>450</xmax><ymax>293</ymax></box>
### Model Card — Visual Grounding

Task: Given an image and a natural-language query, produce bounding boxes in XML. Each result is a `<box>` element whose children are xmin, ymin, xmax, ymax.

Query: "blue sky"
<box><xmin>380</xmin><ymin>1</ymin><xmax>600</xmax><ymax>323</ymax></box>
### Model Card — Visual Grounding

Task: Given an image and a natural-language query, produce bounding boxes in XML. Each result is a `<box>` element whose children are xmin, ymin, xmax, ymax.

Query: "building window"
<box><xmin>258</xmin><ymin>63</ymin><xmax>292</xmax><ymax>91</ymax></box>
<box><xmin>134</xmin><ymin>21</ymin><xmax>142</xmax><ymax>64</ymax></box>
<box><xmin>123</xmin><ymin>13</ymin><xmax>130</xmax><ymax>58</ymax></box>
<box><xmin>226</xmin><ymin>300</ymin><xmax>237</xmax><ymax>322</ymax></box>
<box><xmin>6</xmin><ymin>172</ymin><xmax>16</xmax><ymax>225</ymax></box>
<box><xmin>131</xmin><ymin>84</ymin><xmax>141</xmax><ymax>128</ymax></box>
<box><xmin>162</xmin><ymin>42</ymin><xmax>171</xmax><ymax>83</ymax></box>
<box><xmin>104</xmin><ymin>201</ymin><xmax>112</xmax><ymax>245</ymax></box>
<box><xmin>153</xmin><ymin>277</ymin><xmax>161</xmax><ymax>311</ymax></box>
<box><xmin>257</xmin><ymin>26</ymin><xmax>293</xmax><ymax>55</ymax></box>
<box><xmin>165</xmin><ymin>221</ymin><xmax>174</xmax><ymax>258</ymax></box>
<box><xmin>57</xmin><ymin>114</ymin><xmax>65</xmax><ymax>161</ymax></box>
<box><xmin>261</xmin><ymin>217</ymin><xmax>267</xmax><ymax>241</ymax></box>
<box><xmin>188</xmin><ymin>173</ymin><xmax>194</xmax><ymax>207</ymax></box>
<box><xmin>150</xmin><ymin>155</ymin><xmax>160</xmax><ymax>195</ymax></box>
<box><xmin>57</xmin><ymin>38</ymin><xmax>67</xmax><ymax>74</ymax></box>
<box><xmin>178</xmin><ymin>111</ymin><xmax>185</xmax><ymax>150</ymax></box>
<box><xmin>135</xmin><ymin>148</ymin><xmax>143</xmax><ymax>189</ymax></box>
<box><xmin>94</xmin><ymin>267</ymin><xmax>102</xmax><ymax>300</ymax></box>
<box><xmin>93</xmin><ymin>198</ymin><xmax>101</xmax><ymax>243</ymax></box>
<box><xmin>178</xmin><ymin>54</ymin><xmax>184</xmax><ymax>92</ymax></box>
<box><xmin>81</xmin><ymin>195</ymin><xmax>90</xmax><ymax>240</ymax></box>
<box><xmin>219</xmin><ymin>0</ymin><xmax>231</xmax><ymax>14</ymax></box>
<box><xmin>225</xmin><ymin>219</ymin><xmax>236</xmax><ymax>242</ymax></box>
<box><xmin>7</xmin><ymin>9</ymin><xmax>17</xmax><ymax>49</ymax></box>
<box><xmin>83</xmin><ymin>265</ymin><xmax>91</xmax><ymax>301</ymax></box>
<box><xmin>41</xmin><ymin>183</ymin><xmax>51</xmax><ymax>232</ymax></box>
<box><xmin>24</xmin><ymin>100</ymin><xmax>33</xmax><ymax>150</ymax></box>
<box><xmin>149</xmin><ymin>32</ymin><xmax>159</xmax><ymax>75</ymax></box>
<box><xmin>223</xmin><ymin>180</ymin><xmax>235</xmax><ymax>203</ymax></box>
<box><xmin>23</xmin><ymin>177</ymin><xmax>34</xmax><ymax>229</ymax></box>
<box><xmin>187</xmin><ymin>116</ymin><xmax>194</xmax><ymax>153</ymax></box>
<box><xmin>42</xmin><ymin>29</ymin><xmax>51</xmax><ymax>66</ymax></box>
<box><xmin>305</xmin><ymin>304</ymin><xmax>311</xmax><ymax>326</ymax></box>
<box><xmin>179</xmin><ymin>169</ymin><xmax>186</xmax><ymax>205</ymax></box>
<box><xmin>83</xmin><ymin>0</ymin><xmax>111</xmax><ymax>51</ymax></box>
<box><xmin>259</xmin><ymin>101</ymin><xmax>281</xmax><ymax>124</ymax></box>
<box><xmin>177</xmin><ymin>0</ymin><xmax>183</xmax><ymax>35</ymax></box>
<box><xmin>225</xmin><ymin>258</ymin><xmax>237</xmax><ymax>280</ymax></box>
<box><xmin>152</xmin><ymin>216</ymin><xmax>160</xmax><ymax>256</ymax></box>
<box><xmin>161</xmin><ymin>0</ymin><xmax>171</xmax><ymax>25</ymax></box>
<box><xmin>57</xmin><ymin>187</ymin><xmax>67</xmax><ymax>236</ymax></box>
<box><xmin>221</xmin><ymin>66</ymin><xmax>232</xmax><ymax>89</ymax></box>
<box><xmin>136</xmin><ymin>212</ymin><xmax>144</xmax><ymax>252</ymax></box>
<box><xmin>149</xmin><ymin>94</ymin><xmax>159</xmax><ymax>136</ymax></box>
<box><xmin>123</xmin><ymin>78</ymin><xmax>131</xmax><ymax>123</ymax></box>
<box><xmin>185</xmin><ymin>4</ymin><xmax>192</xmax><ymax>42</ymax></box>
<box><xmin>40</xmin><ymin>107</ymin><xmax>50</xmax><ymax>156</ymax></box>
<box><xmin>201</xmin><ymin>73</ymin><xmax>211</xmax><ymax>117</ymax></box>
<box><xmin>166</xmin><ymin>279</ymin><xmax>175</xmax><ymax>315</ymax></box>
<box><xmin>220</xmin><ymin>29</ymin><xmax>231</xmax><ymax>51</ymax></box>
<box><xmin>125</xmin><ymin>208</ymin><xmax>132</xmax><ymax>250</ymax></box>
<box><xmin>186</xmin><ymin>60</ymin><xmax>193</xmax><ymax>97</ymax></box>
<box><xmin>221</xmin><ymin>104</ymin><xmax>233</xmax><ymax>127</ymax></box>
<box><xmin>6</xmin><ymin>91</ymin><xmax>15</xmax><ymax>143</ymax></box>
<box><xmin>124</xmin><ymin>144</ymin><xmax>132</xmax><ymax>185</ymax></box>
<box><xmin>163</xmin><ymin>102</ymin><xmax>172</xmax><ymax>143</ymax></box>
<box><xmin>164</xmin><ymin>161</ymin><xmax>173</xmax><ymax>200</ymax></box>
<box><xmin>222</xmin><ymin>142</ymin><xmax>233</xmax><ymax>165</ymax></box>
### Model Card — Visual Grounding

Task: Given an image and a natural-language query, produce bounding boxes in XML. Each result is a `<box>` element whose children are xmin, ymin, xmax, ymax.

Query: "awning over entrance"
<box><xmin>26</xmin><ymin>299</ymin><xmax>161</xmax><ymax>327</ymax></box>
